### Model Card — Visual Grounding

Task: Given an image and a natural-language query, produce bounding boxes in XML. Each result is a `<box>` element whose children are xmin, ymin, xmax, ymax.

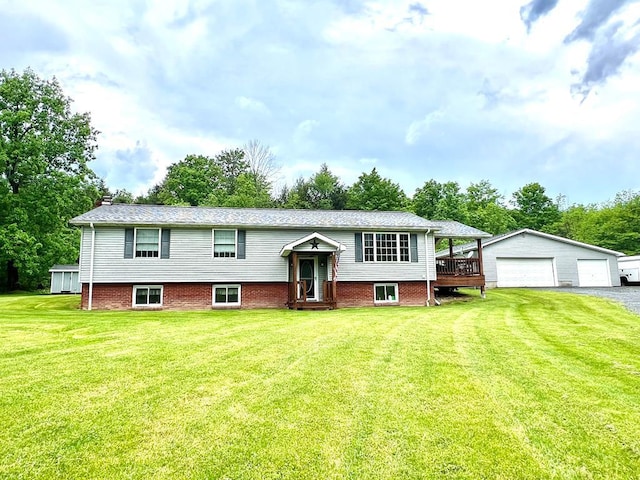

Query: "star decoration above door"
<box><xmin>310</xmin><ymin>239</ymin><xmax>320</xmax><ymax>249</ymax></box>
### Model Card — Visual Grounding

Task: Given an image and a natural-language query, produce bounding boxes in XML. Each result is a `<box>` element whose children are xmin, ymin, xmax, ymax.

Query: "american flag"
<box><xmin>332</xmin><ymin>244</ymin><xmax>341</xmax><ymax>281</ymax></box>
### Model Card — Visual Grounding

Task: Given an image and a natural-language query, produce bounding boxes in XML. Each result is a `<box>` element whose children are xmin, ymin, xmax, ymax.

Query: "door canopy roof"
<box><xmin>280</xmin><ymin>232</ymin><xmax>347</xmax><ymax>257</ymax></box>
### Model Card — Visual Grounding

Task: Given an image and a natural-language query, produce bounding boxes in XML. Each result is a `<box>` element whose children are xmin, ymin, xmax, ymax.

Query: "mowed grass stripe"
<box><xmin>452</xmin><ymin>290</ymin><xmax>640</xmax><ymax>478</ymax></box>
<box><xmin>0</xmin><ymin>291</ymin><xmax>639</xmax><ymax>479</ymax></box>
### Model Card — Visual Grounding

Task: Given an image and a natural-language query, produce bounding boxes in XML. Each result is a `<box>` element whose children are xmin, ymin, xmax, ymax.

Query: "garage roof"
<box><xmin>438</xmin><ymin>228</ymin><xmax>625</xmax><ymax>257</ymax></box>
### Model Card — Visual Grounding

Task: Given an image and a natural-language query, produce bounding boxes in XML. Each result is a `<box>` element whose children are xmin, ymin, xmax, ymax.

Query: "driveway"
<box><xmin>544</xmin><ymin>286</ymin><xmax>640</xmax><ymax>316</ymax></box>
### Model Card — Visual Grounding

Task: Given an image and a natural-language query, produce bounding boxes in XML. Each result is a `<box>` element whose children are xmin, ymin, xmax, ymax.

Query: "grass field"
<box><xmin>1</xmin><ymin>290</ymin><xmax>639</xmax><ymax>479</ymax></box>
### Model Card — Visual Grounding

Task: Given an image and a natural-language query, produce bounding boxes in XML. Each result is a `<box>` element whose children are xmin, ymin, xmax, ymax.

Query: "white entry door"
<box><xmin>298</xmin><ymin>257</ymin><xmax>318</xmax><ymax>300</ymax></box>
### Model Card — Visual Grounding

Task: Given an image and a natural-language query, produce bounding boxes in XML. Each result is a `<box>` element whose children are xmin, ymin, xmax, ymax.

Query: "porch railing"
<box><xmin>323</xmin><ymin>280</ymin><xmax>336</xmax><ymax>304</ymax></box>
<box><xmin>289</xmin><ymin>280</ymin><xmax>308</xmax><ymax>303</ymax></box>
<box><xmin>436</xmin><ymin>258</ymin><xmax>481</xmax><ymax>276</ymax></box>
<box><xmin>288</xmin><ymin>280</ymin><xmax>337</xmax><ymax>307</ymax></box>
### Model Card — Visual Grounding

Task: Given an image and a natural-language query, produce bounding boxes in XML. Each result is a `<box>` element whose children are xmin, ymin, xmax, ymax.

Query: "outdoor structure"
<box><xmin>70</xmin><ymin>203</ymin><xmax>490</xmax><ymax>310</ymax></box>
<box><xmin>618</xmin><ymin>255</ymin><xmax>640</xmax><ymax>285</ymax></box>
<box><xmin>49</xmin><ymin>264</ymin><xmax>81</xmax><ymax>294</ymax></box>
<box><xmin>438</xmin><ymin>228</ymin><xmax>624</xmax><ymax>288</ymax></box>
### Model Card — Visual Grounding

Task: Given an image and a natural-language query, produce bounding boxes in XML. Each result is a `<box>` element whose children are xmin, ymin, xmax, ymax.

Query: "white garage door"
<box><xmin>577</xmin><ymin>259</ymin><xmax>610</xmax><ymax>287</ymax></box>
<box><xmin>496</xmin><ymin>258</ymin><xmax>556</xmax><ymax>287</ymax></box>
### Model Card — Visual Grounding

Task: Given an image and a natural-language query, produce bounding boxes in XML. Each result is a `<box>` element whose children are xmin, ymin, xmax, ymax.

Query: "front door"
<box><xmin>298</xmin><ymin>257</ymin><xmax>317</xmax><ymax>300</ymax></box>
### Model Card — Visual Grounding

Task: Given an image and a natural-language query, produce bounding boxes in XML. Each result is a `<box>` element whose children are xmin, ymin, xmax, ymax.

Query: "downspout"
<box><xmin>88</xmin><ymin>222</ymin><xmax>96</xmax><ymax>311</ymax></box>
<box><xmin>425</xmin><ymin>229</ymin><xmax>431</xmax><ymax>306</ymax></box>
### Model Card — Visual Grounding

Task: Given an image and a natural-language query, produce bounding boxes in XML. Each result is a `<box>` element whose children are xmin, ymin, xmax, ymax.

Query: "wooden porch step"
<box><xmin>289</xmin><ymin>301</ymin><xmax>336</xmax><ymax>311</ymax></box>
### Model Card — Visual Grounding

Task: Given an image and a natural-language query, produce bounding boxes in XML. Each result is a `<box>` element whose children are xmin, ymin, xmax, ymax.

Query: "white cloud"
<box><xmin>294</xmin><ymin>119</ymin><xmax>320</xmax><ymax>140</ymax></box>
<box><xmin>405</xmin><ymin>110</ymin><xmax>445</xmax><ymax>145</ymax></box>
<box><xmin>235</xmin><ymin>96</ymin><xmax>270</xmax><ymax>114</ymax></box>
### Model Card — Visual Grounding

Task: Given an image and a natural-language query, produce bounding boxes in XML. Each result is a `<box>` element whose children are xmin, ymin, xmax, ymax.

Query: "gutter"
<box><xmin>88</xmin><ymin>222</ymin><xmax>95</xmax><ymax>311</ymax></box>
<box><xmin>425</xmin><ymin>229</ymin><xmax>431</xmax><ymax>306</ymax></box>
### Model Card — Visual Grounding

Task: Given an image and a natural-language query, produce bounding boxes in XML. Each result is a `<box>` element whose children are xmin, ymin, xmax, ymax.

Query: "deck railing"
<box><xmin>436</xmin><ymin>258</ymin><xmax>481</xmax><ymax>276</ymax></box>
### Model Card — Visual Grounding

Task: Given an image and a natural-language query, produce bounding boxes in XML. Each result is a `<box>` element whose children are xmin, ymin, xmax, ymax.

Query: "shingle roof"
<box><xmin>429</xmin><ymin>220</ymin><xmax>492</xmax><ymax>239</ymax></box>
<box><xmin>436</xmin><ymin>228</ymin><xmax>625</xmax><ymax>257</ymax></box>
<box><xmin>70</xmin><ymin>204</ymin><xmax>490</xmax><ymax>237</ymax></box>
<box><xmin>49</xmin><ymin>264</ymin><xmax>79</xmax><ymax>272</ymax></box>
<box><xmin>71</xmin><ymin>204</ymin><xmax>440</xmax><ymax>230</ymax></box>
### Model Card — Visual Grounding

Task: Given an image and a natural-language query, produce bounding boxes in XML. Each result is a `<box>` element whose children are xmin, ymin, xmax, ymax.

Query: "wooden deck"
<box><xmin>433</xmin><ymin>258</ymin><xmax>486</xmax><ymax>289</ymax></box>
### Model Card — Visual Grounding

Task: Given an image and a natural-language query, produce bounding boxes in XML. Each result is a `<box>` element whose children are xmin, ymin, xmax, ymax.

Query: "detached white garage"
<box><xmin>442</xmin><ymin>229</ymin><xmax>624</xmax><ymax>288</ymax></box>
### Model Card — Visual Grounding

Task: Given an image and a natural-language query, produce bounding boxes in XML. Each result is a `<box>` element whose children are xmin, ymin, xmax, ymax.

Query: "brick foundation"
<box><xmin>336</xmin><ymin>281</ymin><xmax>428</xmax><ymax>308</ymax></box>
<box><xmin>81</xmin><ymin>282</ymin><xmax>289</xmax><ymax>310</ymax></box>
<box><xmin>242</xmin><ymin>283</ymin><xmax>289</xmax><ymax>309</ymax></box>
<box><xmin>81</xmin><ymin>281</ymin><xmax>427</xmax><ymax>310</ymax></box>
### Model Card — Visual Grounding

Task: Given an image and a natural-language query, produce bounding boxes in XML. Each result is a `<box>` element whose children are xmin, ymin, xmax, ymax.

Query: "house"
<box><xmin>69</xmin><ymin>203</ymin><xmax>491</xmax><ymax>310</ymax></box>
<box><xmin>437</xmin><ymin>228</ymin><xmax>625</xmax><ymax>288</ymax></box>
<box><xmin>49</xmin><ymin>265</ymin><xmax>81</xmax><ymax>294</ymax></box>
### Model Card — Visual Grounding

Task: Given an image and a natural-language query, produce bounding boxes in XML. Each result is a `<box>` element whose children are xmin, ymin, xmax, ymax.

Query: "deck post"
<box><xmin>428</xmin><ymin>282</ymin><xmax>436</xmax><ymax>306</ymax></box>
<box><xmin>477</xmin><ymin>238</ymin><xmax>486</xmax><ymax>298</ymax></box>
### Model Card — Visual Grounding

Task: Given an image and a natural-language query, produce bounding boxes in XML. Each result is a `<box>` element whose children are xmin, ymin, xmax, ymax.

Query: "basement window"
<box><xmin>213</xmin><ymin>284</ymin><xmax>241</xmax><ymax>306</ymax></box>
<box><xmin>374</xmin><ymin>283</ymin><xmax>399</xmax><ymax>304</ymax></box>
<box><xmin>133</xmin><ymin>285</ymin><xmax>163</xmax><ymax>307</ymax></box>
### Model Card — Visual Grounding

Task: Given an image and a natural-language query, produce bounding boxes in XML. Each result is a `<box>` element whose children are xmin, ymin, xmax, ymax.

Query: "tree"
<box><xmin>242</xmin><ymin>140</ymin><xmax>280</xmax><ymax>188</ymax></box>
<box><xmin>154</xmin><ymin>148</ymin><xmax>277</xmax><ymax>207</ymax></box>
<box><xmin>465</xmin><ymin>180</ymin><xmax>516</xmax><ymax>234</ymax></box>
<box><xmin>511</xmin><ymin>182</ymin><xmax>561</xmax><ymax>231</ymax></box>
<box><xmin>0</xmin><ymin>68</ymin><xmax>99</xmax><ymax>290</ymax></box>
<box><xmin>278</xmin><ymin>164</ymin><xmax>347</xmax><ymax>210</ymax></box>
<box><xmin>433</xmin><ymin>181</ymin><xmax>468</xmax><ymax>223</ymax></box>
<box><xmin>157</xmin><ymin>154</ymin><xmax>226</xmax><ymax>206</ymax></box>
<box><xmin>346</xmin><ymin>168</ymin><xmax>408</xmax><ymax>211</ymax></box>
<box><xmin>412</xmin><ymin>180</ymin><xmax>443</xmax><ymax>219</ymax></box>
<box><xmin>412</xmin><ymin>179</ymin><xmax>469</xmax><ymax>223</ymax></box>
<box><xmin>219</xmin><ymin>172</ymin><xmax>273</xmax><ymax>208</ymax></box>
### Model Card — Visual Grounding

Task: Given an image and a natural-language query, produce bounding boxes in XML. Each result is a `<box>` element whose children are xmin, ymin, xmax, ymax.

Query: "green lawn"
<box><xmin>1</xmin><ymin>290</ymin><xmax>639</xmax><ymax>479</ymax></box>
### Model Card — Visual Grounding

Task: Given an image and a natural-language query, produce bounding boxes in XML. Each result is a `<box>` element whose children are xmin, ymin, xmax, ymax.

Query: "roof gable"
<box><xmin>279</xmin><ymin>232</ymin><xmax>347</xmax><ymax>257</ymax></box>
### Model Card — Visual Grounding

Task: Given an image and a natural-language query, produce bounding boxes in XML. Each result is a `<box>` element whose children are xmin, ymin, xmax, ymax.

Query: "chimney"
<box><xmin>102</xmin><ymin>195</ymin><xmax>112</xmax><ymax>206</ymax></box>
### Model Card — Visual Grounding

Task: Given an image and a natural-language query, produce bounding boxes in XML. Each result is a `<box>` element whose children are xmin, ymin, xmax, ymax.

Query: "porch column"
<box><xmin>291</xmin><ymin>251</ymin><xmax>298</xmax><ymax>305</ymax></box>
<box><xmin>476</xmin><ymin>238</ymin><xmax>486</xmax><ymax>298</ymax></box>
<box><xmin>448</xmin><ymin>238</ymin><xmax>454</xmax><ymax>257</ymax></box>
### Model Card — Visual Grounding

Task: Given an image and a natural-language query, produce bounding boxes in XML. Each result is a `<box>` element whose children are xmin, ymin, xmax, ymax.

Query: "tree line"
<box><xmin>2</xmin><ymin>68</ymin><xmax>638</xmax><ymax>291</ymax></box>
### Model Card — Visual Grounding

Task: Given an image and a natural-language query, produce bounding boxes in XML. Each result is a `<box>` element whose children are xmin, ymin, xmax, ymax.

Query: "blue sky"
<box><xmin>1</xmin><ymin>0</ymin><xmax>639</xmax><ymax>205</ymax></box>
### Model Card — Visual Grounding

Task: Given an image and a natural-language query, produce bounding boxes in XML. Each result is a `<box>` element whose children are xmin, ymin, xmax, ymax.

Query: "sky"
<box><xmin>1</xmin><ymin>0</ymin><xmax>639</xmax><ymax>206</ymax></box>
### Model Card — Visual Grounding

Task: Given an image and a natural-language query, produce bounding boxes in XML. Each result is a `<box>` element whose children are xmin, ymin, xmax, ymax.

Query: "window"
<box><xmin>213</xmin><ymin>230</ymin><xmax>236</xmax><ymax>258</ymax></box>
<box><xmin>213</xmin><ymin>285</ymin><xmax>241</xmax><ymax>306</ymax></box>
<box><xmin>364</xmin><ymin>233</ymin><xmax>374</xmax><ymax>262</ymax></box>
<box><xmin>133</xmin><ymin>285</ymin><xmax>163</xmax><ymax>307</ymax></box>
<box><xmin>374</xmin><ymin>283</ymin><xmax>398</xmax><ymax>303</ymax></box>
<box><xmin>125</xmin><ymin>228</ymin><xmax>170</xmax><ymax>259</ymax></box>
<box><xmin>136</xmin><ymin>229</ymin><xmax>159</xmax><ymax>257</ymax></box>
<box><xmin>360</xmin><ymin>233</ymin><xmax>410</xmax><ymax>262</ymax></box>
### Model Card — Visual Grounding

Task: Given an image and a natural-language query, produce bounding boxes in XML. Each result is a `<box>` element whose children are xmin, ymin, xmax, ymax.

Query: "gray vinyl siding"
<box><xmin>309</xmin><ymin>231</ymin><xmax>431</xmax><ymax>282</ymax></box>
<box><xmin>79</xmin><ymin>227</ymin><xmax>436</xmax><ymax>284</ymax></box>
<box><xmin>478</xmin><ymin>232</ymin><xmax>620</xmax><ymax>287</ymax></box>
